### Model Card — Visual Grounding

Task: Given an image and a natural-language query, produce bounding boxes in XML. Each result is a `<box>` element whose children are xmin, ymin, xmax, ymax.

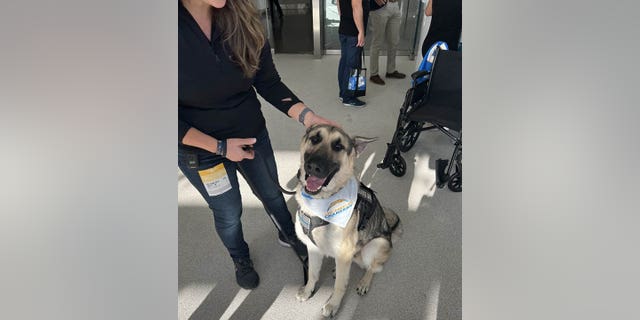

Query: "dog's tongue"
<box><xmin>305</xmin><ymin>175</ymin><xmax>326</xmax><ymax>192</ymax></box>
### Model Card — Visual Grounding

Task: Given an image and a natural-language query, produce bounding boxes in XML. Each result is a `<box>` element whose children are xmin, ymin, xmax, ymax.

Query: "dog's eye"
<box><xmin>332</xmin><ymin>141</ymin><xmax>345</xmax><ymax>152</ymax></box>
<box><xmin>310</xmin><ymin>134</ymin><xmax>322</xmax><ymax>145</ymax></box>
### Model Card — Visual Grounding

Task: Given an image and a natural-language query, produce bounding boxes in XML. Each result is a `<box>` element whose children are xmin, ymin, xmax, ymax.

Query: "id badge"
<box><xmin>198</xmin><ymin>163</ymin><xmax>232</xmax><ymax>197</ymax></box>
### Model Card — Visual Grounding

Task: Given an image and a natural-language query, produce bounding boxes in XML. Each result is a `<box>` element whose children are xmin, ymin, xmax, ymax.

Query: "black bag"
<box><xmin>370</xmin><ymin>0</ymin><xmax>386</xmax><ymax>11</ymax></box>
<box><xmin>346</xmin><ymin>51</ymin><xmax>367</xmax><ymax>98</ymax></box>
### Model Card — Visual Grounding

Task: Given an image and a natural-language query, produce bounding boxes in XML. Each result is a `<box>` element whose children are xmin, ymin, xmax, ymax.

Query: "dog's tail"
<box><xmin>383</xmin><ymin>207</ymin><xmax>403</xmax><ymax>244</ymax></box>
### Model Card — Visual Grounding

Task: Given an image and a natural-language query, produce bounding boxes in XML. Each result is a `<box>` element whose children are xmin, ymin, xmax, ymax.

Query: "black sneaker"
<box><xmin>232</xmin><ymin>257</ymin><xmax>260</xmax><ymax>289</ymax></box>
<box><xmin>342</xmin><ymin>97</ymin><xmax>366</xmax><ymax>108</ymax></box>
<box><xmin>278</xmin><ymin>232</ymin><xmax>308</xmax><ymax>259</ymax></box>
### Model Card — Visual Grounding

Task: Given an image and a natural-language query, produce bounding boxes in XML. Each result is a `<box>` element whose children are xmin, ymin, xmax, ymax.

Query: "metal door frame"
<box><xmin>312</xmin><ymin>0</ymin><xmax>323</xmax><ymax>58</ymax></box>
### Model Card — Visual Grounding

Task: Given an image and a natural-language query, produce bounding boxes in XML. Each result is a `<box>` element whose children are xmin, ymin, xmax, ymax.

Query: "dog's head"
<box><xmin>298</xmin><ymin>125</ymin><xmax>376</xmax><ymax>198</ymax></box>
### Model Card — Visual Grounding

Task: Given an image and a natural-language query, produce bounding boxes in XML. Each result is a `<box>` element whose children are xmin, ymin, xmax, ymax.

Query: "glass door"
<box><xmin>271</xmin><ymin>0</ymin><xmax>315</xmax><ymax>53</ymax></box>
<box><xmin>322</xmin><ymin>0</ymin><xmax>424</xmax><ymax>57</ymax></box>
<box><xmin>253</xmin><ymin>0</ymin><xmax>275</xmax><ymax>50</ymax></box>
<box><xmin>398</xmin><ymin>0</ymin><xmax>423</xmax><ymax>58</ymax></box>
<box><xmin>323</xmin><ymin>0</ymin><xmax>341</xmax><ymax>52</ymax></box>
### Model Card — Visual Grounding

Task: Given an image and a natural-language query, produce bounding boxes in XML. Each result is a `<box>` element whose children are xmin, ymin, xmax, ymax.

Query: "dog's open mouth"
<box><xmin>304</xmin><ymin>170</ymin><xmax>338</xmax><ymax>195</ymax></box>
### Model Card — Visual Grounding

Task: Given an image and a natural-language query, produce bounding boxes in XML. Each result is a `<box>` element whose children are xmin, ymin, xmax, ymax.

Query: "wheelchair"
<box><xmin>377</xmin><ymin>44</ymin><xmax>462</xmax><ymax>192</ymax></box>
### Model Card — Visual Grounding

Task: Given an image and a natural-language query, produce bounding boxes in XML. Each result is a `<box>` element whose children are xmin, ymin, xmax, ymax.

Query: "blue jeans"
<box><xmin>338</xmin><ymin>33</ymin><xmax>363</xmax><ymax>100</ymax></box>
<box><xmin>178</xmin><ymin>128</ymin><xmax>296</xmax><ymax>259</ymax></box>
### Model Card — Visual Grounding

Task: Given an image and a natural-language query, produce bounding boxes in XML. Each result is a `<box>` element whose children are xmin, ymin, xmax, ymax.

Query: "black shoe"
<box><xmin>369</xmin><ymin>74</ymin><xmax>385</xmax><ymax>85</ymax></box>
<box><xmin>385</xmin><ymin>71</ymin><xmax>406</xmax><ymax>79</ymax></box>
<box><xmin>278</xmin><ymin>232</ymin><xmax>308</xmax><ymax>259</ymax></box>
<box><xmin>342</xmin><ymin>97</ymin><xmax>366</xmax><ymax>108</ymax></box>
<box><xmin>232</xmin><ymin>257</ymin><xmax>260</xmax><ymax>289</ymax></box>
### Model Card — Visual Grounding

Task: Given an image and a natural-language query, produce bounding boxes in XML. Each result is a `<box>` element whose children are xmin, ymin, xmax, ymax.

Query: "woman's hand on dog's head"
<box><xmin>304</xmin><ymin>112</ymin><xmax>340</xmax><ymax>129</ymax></box>
<box><xmin>225</xmin><ymin>138</ymin><xmax>256</xmax><ymax>162</ymax></box>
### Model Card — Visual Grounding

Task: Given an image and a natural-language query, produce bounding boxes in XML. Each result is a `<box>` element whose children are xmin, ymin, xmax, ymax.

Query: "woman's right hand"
<box><xmin>224</xmin><ymin>138</ymin><xmax>256</xmax><ymax>162</ymax></box>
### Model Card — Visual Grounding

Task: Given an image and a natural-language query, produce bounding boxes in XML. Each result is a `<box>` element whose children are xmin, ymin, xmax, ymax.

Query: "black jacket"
<box><xmin>178</xmin><ymin>1</ymin><xmax>301</xmax><ymax>154</ymax></box>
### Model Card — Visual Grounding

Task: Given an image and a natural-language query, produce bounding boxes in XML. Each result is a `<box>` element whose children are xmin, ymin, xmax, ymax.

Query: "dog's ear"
<box><xmin>352</xmin><ymin>136</ymin><xmax>377</xmax><ymax>155</ymax></box>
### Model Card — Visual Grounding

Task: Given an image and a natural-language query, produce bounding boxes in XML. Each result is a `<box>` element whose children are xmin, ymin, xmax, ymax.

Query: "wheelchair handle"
<box><xmin>411</xmin><ymin>70</ymin><xmax>429</xmax><ymax>81</ymax></box>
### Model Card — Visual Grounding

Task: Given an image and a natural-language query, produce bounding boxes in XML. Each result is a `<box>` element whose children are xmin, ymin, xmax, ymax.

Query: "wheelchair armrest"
<box><xmin>411</xmin><ymin>70</ymin><xmax>429</xmax><ymax>80</ymax></box>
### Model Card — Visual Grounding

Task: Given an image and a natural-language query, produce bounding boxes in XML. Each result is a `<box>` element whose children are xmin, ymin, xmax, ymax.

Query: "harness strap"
<box><xmin>298</xmin><ymin>210</ymin><xmax>329</xmax><ymax>246</ymax></box>
<box><xmin>356</xmin><ymin>183</ymin><xmax>377</xmax><ymax>231</ymax></box>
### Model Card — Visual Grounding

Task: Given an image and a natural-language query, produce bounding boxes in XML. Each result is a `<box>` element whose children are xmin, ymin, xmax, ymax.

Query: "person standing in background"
<box><xmin>271</xmin><ymin>0</ymin><xmax>283</xmax><ymax>21</ymax></box>
<box><xmin>368</xmin><ymin>0</ymin><xmax>406</xmax><ymax>86</ymax></box>
<box><xmin>337</xmin><ymin>0</ymin><xmax>370</xmax><ymax>107</ymax></box>
<box><xmin>421</xmin><ymin>0</ymin><xmax>461</xmax><ymax>56</ymax></box>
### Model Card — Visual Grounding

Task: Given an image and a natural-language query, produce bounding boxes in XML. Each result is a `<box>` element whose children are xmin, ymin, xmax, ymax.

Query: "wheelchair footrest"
<box><xmin>436</xmin><ymin>159</ymin><xmax>449</xmax><ymax>188</ymax></box>
<box><xmin>377</xmin><ymin>143</ymin><xmax>397</xmax><ymax>170</ymax></box>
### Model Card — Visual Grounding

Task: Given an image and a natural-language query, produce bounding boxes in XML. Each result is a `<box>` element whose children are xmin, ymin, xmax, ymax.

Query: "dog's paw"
<box><xmin>356</xmin><ymin>281</ymin><xmax>370</xmax><ymax>296</ymax></box>
<box><xmin>322</xmin><ymin>302</ymin><xmax>340</xmax><ymax>318</ymax></box>
<box><xmin>296</xmin><ymin>286</ymin><xmax>313</xmax><ymax>302</ymax></box>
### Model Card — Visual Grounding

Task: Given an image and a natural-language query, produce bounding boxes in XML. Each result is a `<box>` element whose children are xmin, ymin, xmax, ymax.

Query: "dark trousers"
<box><xmin>338</xmin><ymin>33</ymin><xmax>363</xmax><ymax>100</ymax></box>
<box><xmin>178</xmin><ymin>128</ymin><xmax>295</xmax><ymax>259</ymax></box>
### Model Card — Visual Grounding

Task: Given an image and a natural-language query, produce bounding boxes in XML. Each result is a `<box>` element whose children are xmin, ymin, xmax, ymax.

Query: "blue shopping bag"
<box><xmin>347</xmin><ymin>68</ymin><xmax>367</xmax><ymax>97</ymax></box>
<box><xmin>346</xmin><ymin>51</ymin><xmax>367</xmax><ymax>97</ymax></box>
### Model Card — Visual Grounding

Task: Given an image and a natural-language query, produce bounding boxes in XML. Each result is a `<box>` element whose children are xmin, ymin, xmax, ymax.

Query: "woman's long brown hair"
<box><xmin>213</xmin><ymin>0</ymin><xmax>266</xmax><ymax>78</ymax></box>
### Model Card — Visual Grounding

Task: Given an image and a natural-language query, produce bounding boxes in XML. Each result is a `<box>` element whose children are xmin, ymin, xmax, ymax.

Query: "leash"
<box><xmin>243</xmin><ymin>145</ymin><xmax>297</xmax><ymax>195</ymax></box>
<box><xmin>243</xmin><ymin>145</ymin><xmax>308</xmax><ymax>282</ymax></box>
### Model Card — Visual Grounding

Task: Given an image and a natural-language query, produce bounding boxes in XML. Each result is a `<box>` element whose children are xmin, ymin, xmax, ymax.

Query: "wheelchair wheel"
<box><xmin>398</xmin><ymin>121</ymin><xmax>421</xmax><ymax>152</ymax></box>
<box><xmin>389</xmin><ymin>154</ymin><xmax>406</xmax><ymax>177</ymax></box>
<box><xmin>448</xmin><ymin>171</ymin><xmax>462</xmax><ymax>192</ymax></box>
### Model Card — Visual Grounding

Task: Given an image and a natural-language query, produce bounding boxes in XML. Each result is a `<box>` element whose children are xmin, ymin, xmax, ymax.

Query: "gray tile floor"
<box><xmin>178</xmin><ymin>54</ymin><xmax>461</xmax><ymax>320</ymax></box>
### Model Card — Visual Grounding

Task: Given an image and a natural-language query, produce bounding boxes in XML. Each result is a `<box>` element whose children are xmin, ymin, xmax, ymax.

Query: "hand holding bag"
<box><xmin>347</xmin><ymin>51</ymin><xmax>367</xmax><ymax>98</ymax></box>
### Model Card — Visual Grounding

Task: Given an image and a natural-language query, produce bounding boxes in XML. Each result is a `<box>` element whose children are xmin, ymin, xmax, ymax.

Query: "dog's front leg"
<box><xmin>322</xmin><ymin>254</ymin><xmax>352</xmax><ymax>317</ymax></box>
<box><xmin>296</xmin><ymin>248</ymin><xmax>323</xmax><ymax>301</ymax></box>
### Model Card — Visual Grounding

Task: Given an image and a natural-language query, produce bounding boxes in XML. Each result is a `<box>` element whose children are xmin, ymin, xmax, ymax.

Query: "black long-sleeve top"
<box><xmin>178</xmin><ymin>1</ymin><xmax>301</xmax><ymax>154</ymax></box>
<box><xmin>421</xmin><ymin>0</ymin><xmax>462</xmax><ymax>55</ymax></box>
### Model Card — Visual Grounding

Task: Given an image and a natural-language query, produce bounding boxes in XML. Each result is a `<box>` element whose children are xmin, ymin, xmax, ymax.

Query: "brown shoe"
<box><xmin>369</xmin><ymin>74</ymin><xmax>385</xmax><ymax>85</ymax></box>
<box><xmin>385</xmin><ymin>71</ymin><xmax>406</xmax><ymax>79</ymax></box>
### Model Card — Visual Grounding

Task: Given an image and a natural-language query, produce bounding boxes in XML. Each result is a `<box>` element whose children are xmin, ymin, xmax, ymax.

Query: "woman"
<box><xmin>178</xmin><ymin>0</ymin><xmax>336</xmax><ymax>289</ymax></box>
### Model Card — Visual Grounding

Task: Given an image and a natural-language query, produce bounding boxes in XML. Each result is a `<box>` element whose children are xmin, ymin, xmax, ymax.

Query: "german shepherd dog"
<box><xmin>294</xmin><ymin>125</ymin><xmax>402</xmax><ymax>317</ymax></box>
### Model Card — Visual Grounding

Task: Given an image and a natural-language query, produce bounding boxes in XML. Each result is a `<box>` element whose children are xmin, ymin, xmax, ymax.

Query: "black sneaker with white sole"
<box><xmin>342</xmin><ymin>97</ymin><xmax>366</xmax><ymax>108</ymax></box>
<box><xmin>232</xmin><ymin>257</ymin><xmax>260</xmax><ymax>289</ymax></box>
<box><xmin>278</xmin><ymin>232</ymin><xmax>308</xmax><ymax>259</ymax></box>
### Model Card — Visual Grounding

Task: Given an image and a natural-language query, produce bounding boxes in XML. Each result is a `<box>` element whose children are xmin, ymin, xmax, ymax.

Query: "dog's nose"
<box><xmin>305</xmin><ymin>161</ymin><xmax>323</xmax><ymax>176</ymax></box>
